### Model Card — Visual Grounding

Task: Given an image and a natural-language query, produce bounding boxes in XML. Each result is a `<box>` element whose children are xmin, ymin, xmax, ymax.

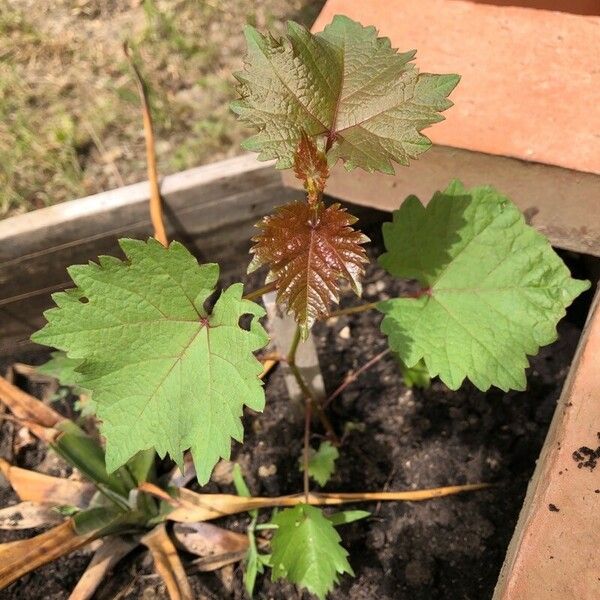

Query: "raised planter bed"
<box><xmin>0</xmin><ymin>153</ymin><xmax>598</xmax><ymax>598</ymax></box>
<box><xmin>292</xmin><ymin>1</ymin><xmax>600</xmax><ymax>596</ymax></box>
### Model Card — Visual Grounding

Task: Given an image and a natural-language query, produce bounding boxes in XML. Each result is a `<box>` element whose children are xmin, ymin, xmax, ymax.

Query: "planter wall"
<box><xmin>0</xmin><ymin>156</ymin><xmax>295</xmax><ymax>360</ymax></box>
<box><xmin>0</xmin><ymin>153</ymin><xmax>598</xmax><ymax>596</ymax></box>
<box><xmin>494</xmin><ymin>289</ymin><xmax>600</xmax><ymax>599</ymax></box>
<box><xmin>290</xmin><ymin>2</ymin><xmax>600</xmax><ymax>595</ymax></box>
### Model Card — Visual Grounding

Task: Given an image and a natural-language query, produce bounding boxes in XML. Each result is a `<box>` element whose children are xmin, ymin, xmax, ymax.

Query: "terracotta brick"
<box><xmin>494</xmin><ymin>290</ymin><xmax>600</xmax><ymax>600</ymax></box>
<box><xmin>312</xmin><ymin>0</ymin><xmax>600</xmax><ymax>174</ymax></box>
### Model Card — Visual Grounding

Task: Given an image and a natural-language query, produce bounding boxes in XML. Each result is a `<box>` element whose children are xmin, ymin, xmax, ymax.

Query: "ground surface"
<box><xmin>0</xmin><ymin>231</ymin><xmax>587</xmax><ymax>599</ymax></box>
<box><xmin>0</xmin><ymin>0</ymin><xmax>324</xmax><ymax>217</ymax></box>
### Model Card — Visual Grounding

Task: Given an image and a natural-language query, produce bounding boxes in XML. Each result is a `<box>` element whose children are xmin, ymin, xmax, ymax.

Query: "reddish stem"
<box><xmin>324</xmin><ymin>348</ymin><xmax>391</xmax><ymax>409</ymax></box>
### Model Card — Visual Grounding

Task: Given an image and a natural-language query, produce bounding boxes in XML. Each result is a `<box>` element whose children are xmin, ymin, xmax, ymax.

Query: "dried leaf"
<box><xmin>0</xmin><ymin>519</ymin><xmax>97</xmax><ymax>589</ymax></box>
<box><xmin>173</xmin><ymin>522</ymin><xmax>248</xmax><ymax>565</ymax></box>
<box><xmin>0</xmin><ymin>374</ymin><xmax>64</xmax><ymax>429</ymax></box>
<box><xmin>0</xmin><ymin>501</ymin><xmax>63</xmax><ymax>530</ymax></box>
<box><xmin>293</xmin><ymin>132</ymin><xmax>329</xmax><ymax>204</ymax></box>
<box><xmin>141</xmin><ymin>523</ymin><xmax>193</xmax><ymax>600</ymax></box>
<box><xmin>0</xmin><ymin>458</ymin><xmax>95</xmax><ymax>507</ymax></box>
<box><xmin>139</xmin><ymin>482</ymin><xmax>489</xmax><ymax>523</ymax></box>
<box><xmin>259</xmin><ymin>358</ymin><xmax>278</xmax><ymax>380</ymax></box>
<box><xmin>13</xmin><ymin>425</ymin><xmax>35</xmax><ymax>453</ymax></box>
<box><xmin>250</xmin><ymin>202</ymin><xmax>368</xmax><ymax>336</ymax></box>
<box><xmin>167</xmin><ymin>453</ymin><xmax>196</xmax><ymax>488</ymax></box>
<box><xmin>191</xmin><ymin>550</ymin><xmax>249</xmax><ymax>572</ymax></box>
<box><xmin>68</xmin><ymin>536</ymin><xmax>138</xmax><ymax>600</ymax></box>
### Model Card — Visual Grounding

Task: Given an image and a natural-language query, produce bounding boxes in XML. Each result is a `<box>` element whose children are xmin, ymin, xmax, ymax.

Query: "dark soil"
<box><xmin>0</xmin><ymin>226</ymin><xmax>591</xmax><ymax>600</ymax></box>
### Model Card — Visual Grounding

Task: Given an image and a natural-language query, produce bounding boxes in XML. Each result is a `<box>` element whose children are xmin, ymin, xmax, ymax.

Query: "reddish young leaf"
<box><xmin>249</xmin><ymin>201</ymin><xmax>368</xmax><ymax>336</ymax></box>
<box><xmin>293</xmin><ymin>133</ymin><xmax>329</xmax><ymax>205</ymax></box>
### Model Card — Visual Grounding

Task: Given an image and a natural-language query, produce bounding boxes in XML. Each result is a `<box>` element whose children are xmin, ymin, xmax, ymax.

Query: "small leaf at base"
<box><xmin>270</xmin><ymin>504</ymin><xmax>353</xmax><ymax>599</ymax></box>
<box><xmin>299</xmin><ymin>441</ymin><xmax>339</xmax><ymax>486</ymax></box>
<box><xmin>397</xmin><ymin>356</ymin><xmax>431</xmax><ymax>389</ymax></box>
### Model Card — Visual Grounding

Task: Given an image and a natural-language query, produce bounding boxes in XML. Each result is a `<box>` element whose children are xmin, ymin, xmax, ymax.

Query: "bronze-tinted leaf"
<box><xmin>293</xmin><ymin>132</ymin><xmax>329</xmax><ymax>204</ymax></box>
<box><xmin>249</xmin><ymin>201</ymin><xmax>368</xmax><ymax>336</ymax></box>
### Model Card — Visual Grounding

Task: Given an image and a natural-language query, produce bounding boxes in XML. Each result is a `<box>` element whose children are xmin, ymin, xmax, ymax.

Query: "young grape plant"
<box><xmin>8</xmin><ymin>14</ymin><xmax>588</xmax><ymax>599</ymax></box>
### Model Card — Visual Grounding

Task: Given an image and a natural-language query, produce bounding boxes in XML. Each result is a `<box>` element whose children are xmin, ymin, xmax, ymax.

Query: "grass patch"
<box><xmin>0</xmin><ymin>0</ymin><xmax>324</xmax><ymax>218</ymax></box>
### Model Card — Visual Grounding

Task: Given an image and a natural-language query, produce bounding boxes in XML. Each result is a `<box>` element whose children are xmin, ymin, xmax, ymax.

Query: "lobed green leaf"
<box><xmin>270</xmin><ymin>504</ymin><xmax>353</xmax><ymax>599</ymax></box>
<box><xmin>378</xmin><ymin>181</ymin><xmax>589</xmax><ymax>392</ymax></box>
<box><xmin>32</xmin><ymin>239</ymin><xmax>269</xmax><ymax>484</ymax></box>
<box><xmin>233</xmin><ymin>15</ymin><xmax>459</xmax><ymax>173</ymax></box>
<box><xmin>299</xmin><ymin>441</ymin><xmax>339</xmax><ymax>486</ymax></box>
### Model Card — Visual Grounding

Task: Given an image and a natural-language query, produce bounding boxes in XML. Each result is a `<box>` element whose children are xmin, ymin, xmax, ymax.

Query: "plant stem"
<box><xmin>328</xmin><ymin>301</ymin><xmax>378</xmax><ymax>319</ymax></box>
<box><xmin>303</xmin><ymin>396</ymin><xmax>311</xmax><ymax>502</ymax></box>
<box><xmin>242</xmin><ymin>281</ymin><xmax>278</xmax><ymax>302</ymax></box>
<box><xmin>286</xmin><ymin>325</ymin><xmax>302</xmax><ymax>365</ymax></box>
<box><xmin>328</xmin><ymin>286</ymin><xmax>432</xmax><ymax>320</ymax></box>
<box><xmin>286</xmin><ymin>326</ymin><xmax>340</xmax><ymax>447</ymax></box>
<box><xmin>324</xmin><ymin>348</ymin><xmax>391</xmax><ymax>408</ymax></box>
<box><xmin>124</xmin><ymin>42</ymin><xmax>168</xmax><ymax>247</ymax></box>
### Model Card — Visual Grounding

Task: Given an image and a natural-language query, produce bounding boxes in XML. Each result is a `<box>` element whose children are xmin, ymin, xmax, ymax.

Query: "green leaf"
<box><xmin>232</xmin><ymin>464</ymin><xmax>252</xmax><ymax>498</ymax></box>
<box><xmin>37</xmin><ymin>351</ymin><xmax>96</xmax><ymax>415</ymax></box>
<box><xmin>397</xmin><ymin>357</ymin><xmax>431</xmax><ymax>389</ymax></box>
<box><xmin>72</xmin><ymin>505</ymin><xmax>145</xmax><ymax>536</ymax></box>
<box><xmin>299</xmin><ymin>441</ymin><xmax>339</xmax><ymax>486</ymax></box>
<box><xmin>232</xmin><ymin>15</ymin><xmax>458</xmax><ymax>173</ymax></box>
<box><xmin>232</xmin><ymin>463</ymin><xmax>258</xmax><ymax>521</ymax></box>
<box><xmin>32</xmin><ymin>238</ymin><xmax>269</xmax><ymax>484</ymax></box>
<box><xmin>378</xmin><ymin>181</ymin><xmax>590</xmax><ymax>392</ymax></box>
<box><xmin>127</xmin><ymin>449</ymin><xmax>157</xmax><ymax>485</ymax></box>
<box><xmin>271</xmin><ymin>504</ymin><xmax>353</xmax><ymax>599</ymax></box>
<box><xmin>37</xmin><ymin>351</ymin><xmax>84</xmax><ymax>388</ymax></box>
<box><xmin>53</xmin><ymin>420</ymin><xmax>131</xmax><ymax>498</ymax></box>
<box><xmin>327</xmin><ymin>510</ymin><xmax>370</xmax><ymax>527</ymax></box>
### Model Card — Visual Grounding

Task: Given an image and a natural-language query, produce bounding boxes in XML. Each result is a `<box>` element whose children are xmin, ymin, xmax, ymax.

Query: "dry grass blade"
<box><xmin>141</xmin><ymin>523</ymin><xmax>193</xmax><ymax>600</ymax></box>
<box><xmin>68</xmin><ymin>535</ymin><xmax>138</xmax><ymax>600</ymax></box>
<box><xmin>139</xmin><ymin>482</ymin><xmax>490</xmax><ymax>522</ymax></box>
<box><xmin>123</xmin><ymin>42</ymin><xmax>168</xmax><ymax>247</ymax></box>
<box><xmin>0</xmin><ymin>501</ymin><xmax>63</xmax><ymax>530</ymax></box>
<box><xmin>0</xmin><ymin>519</ymin><xmax>97</xmax><ymax>589</ymax></box>
<box><xmin>0</xmin><ymin>374</ymin><xmax>63</xmax><ymax>428</ymax></box>
<box><xmin>0</xmin><ymin>458</ymin><xmax>95</xmax><ymax>507</ymax></box>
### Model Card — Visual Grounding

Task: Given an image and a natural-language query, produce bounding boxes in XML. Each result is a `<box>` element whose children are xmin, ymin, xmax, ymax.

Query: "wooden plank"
<box><xmin>0</xmin><ymin>155</ymin><xmax>296</xmax><ymax>358</ymax></box>
<box><xmin>282</xmin><ymin>145</ymin><xmax>600</xmax><ymax>257</ymax></box>
<box><xmin>493</xmin><ymin>286</ymin><xmax>600</xmax><ymax>600</ymax></box>
<box><xmin>312</xmin><ymin>0</ymin><xmax>600</xmax><ymax>174</ymax></box>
